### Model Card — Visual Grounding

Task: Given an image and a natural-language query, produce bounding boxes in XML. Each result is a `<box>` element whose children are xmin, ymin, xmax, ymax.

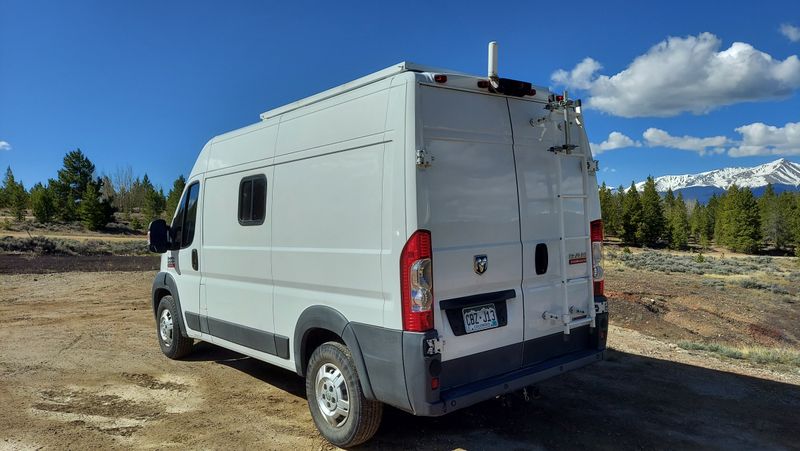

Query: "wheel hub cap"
<box><xmin>315</xmin><ymin>362</ymin><xmax>350</xmax><ymax>427</ymax></box>
<box><xmin>159</xmin><ymin>309</ymin><xmax>173</xmax><ymax>347</ymax></box>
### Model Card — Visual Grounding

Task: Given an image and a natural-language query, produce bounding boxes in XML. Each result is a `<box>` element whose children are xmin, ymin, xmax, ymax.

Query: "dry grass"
<box><xmin>678</xmin><ymin>341</ymin><xmax>800</xmax><ymax>368</ymax></box>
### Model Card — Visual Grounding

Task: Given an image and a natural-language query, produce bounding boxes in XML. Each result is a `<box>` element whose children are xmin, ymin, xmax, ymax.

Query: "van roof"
<box><xmin>259</xmin><ymin>62</ymin><xmax>467</xmax><ymax>121</ymax></box>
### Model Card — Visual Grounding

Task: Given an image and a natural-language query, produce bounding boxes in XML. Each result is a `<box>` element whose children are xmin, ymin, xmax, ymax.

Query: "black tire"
<box><xmin>156</xmin><ymin>295</ymin><xmax>193</xmax><ymax>359</ymax></box>
<box><xmin>306</xmin><ymin>342</ymin><xmax>383</xmax><ymax>448</ymax></box>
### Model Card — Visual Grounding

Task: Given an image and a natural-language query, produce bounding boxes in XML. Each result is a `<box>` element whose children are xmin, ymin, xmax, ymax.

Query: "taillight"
<box><xmin>591</xmin><ymin>220</ymin><xmax>604</xmax><ymax>296</ymax></box>
<box><xmin>434</xmin><ymin>74</ymin><xmax>447</xmax><ymax>83</ymax></box>
<box><xmin>400</xmin><ymin>230</ymin><xmax>434</xmax><ymax>331</ymax></box>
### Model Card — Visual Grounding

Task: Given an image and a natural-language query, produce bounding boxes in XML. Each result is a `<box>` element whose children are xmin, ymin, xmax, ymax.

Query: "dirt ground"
<box><xmin>2</xmin><ymin>265</ymin><xmax>800</xmax><ymax>450</ymax></box>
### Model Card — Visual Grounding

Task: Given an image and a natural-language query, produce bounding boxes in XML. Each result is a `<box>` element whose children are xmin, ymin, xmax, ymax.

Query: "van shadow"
<box><xmin>185</xmin><ymin>341</ymin><xmax>307</xmax><ymax>398</ymax></box>
<box><xmin>184</xmin><ymin>343</ymin><xmax>800</xmax><ymax>450</ymax></box>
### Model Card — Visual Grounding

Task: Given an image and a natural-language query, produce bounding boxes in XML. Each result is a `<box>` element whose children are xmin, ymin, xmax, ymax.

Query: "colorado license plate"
<box><xmin>463</xmin><ymin>304</ymin><xmax>498</xmax><ymax>334</ymax></box>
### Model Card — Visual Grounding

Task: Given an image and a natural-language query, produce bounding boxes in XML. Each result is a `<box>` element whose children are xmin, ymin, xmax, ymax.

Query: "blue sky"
<box><xmin>1</xmin><ymin>0</ymin><xmax>798</xmax><ymax>191</ymax></box>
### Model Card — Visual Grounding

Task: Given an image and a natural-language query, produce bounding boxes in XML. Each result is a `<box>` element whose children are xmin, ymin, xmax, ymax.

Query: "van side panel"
<box><xmin>272</xmin><ymin>84</ymin><xmax>391</xmax><ymax>357</ymax></box>
<box><xmin>205</xmin><ymin>121</ymin><xmax>279</xmax><ymax>173</ymax></box>
<box><xmin>202</xmin><ymin>164</ymin><xmax>276</xmax><ymax>349</ymax></box>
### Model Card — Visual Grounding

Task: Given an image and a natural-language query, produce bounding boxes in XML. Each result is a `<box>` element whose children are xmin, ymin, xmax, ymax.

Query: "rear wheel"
<box><xmin>306</xmin><ymin>342</ymin><xmax>382</xmax><ymax>447</ymax></box>
<box><xmin>156</xmin><ymin>295</ymin><xmax>193</xmax><ymax>359</ymax></box>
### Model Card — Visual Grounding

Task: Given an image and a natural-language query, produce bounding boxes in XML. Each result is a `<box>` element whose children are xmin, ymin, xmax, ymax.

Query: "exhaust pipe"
<box><xmin>488</xmin><ymin>41</ymin><xmax>499</xmax><ymax>89</ymax></box>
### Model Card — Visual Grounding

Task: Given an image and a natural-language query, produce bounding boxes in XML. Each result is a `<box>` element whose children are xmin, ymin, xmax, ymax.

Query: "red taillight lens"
<box><xmin>434</xmin><ymin>74</ymin><xmax>447</xmax><ymax>83</ymax></box>
<box><xmin>400</xmin><ymin>230</ymin><xmax>434</xmax><ymax>332</ymax></box>
<box><xmin>590</xmin><ymin>220</ymin><xmax>604</xmax><ymax>296</ymax></box>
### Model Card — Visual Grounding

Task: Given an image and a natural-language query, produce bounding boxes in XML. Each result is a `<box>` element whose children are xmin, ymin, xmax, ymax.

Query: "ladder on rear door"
<box><xmin>544</xmin><ymin>92</ymin><xmax>596</xmax><ymax>335</ymax></box>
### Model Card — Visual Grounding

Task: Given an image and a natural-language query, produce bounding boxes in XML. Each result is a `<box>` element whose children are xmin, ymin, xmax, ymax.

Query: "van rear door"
<box><xmin>417</xmin><ymin>85</ymin><xmax>524</xmax><ymax>389</ymax></box>
<box><xmin>507</xmin><ymin>97</ymin><xmax>595</xmax><ymax>364</ymax></box>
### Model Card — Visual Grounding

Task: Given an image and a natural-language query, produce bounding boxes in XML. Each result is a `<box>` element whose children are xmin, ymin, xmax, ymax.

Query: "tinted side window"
<box><xmin>238</xmin><ymin>175</ymin><xmax>267</xmax><ymax>225</ymax></box>
<box><xmin>181</xmin><ymin>182</ymin><xmax>200</xmax><ymax>247</ymax></box>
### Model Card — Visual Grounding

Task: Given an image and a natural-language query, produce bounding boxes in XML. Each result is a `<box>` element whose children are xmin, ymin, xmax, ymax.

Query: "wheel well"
<box><xmin>153</xmin><ymin>288</ymin><xmax>170</xmax><ymax>315</ymax></box>
<box><xmin>302</xmin><ymin>328</ymin><xmax>343</xmax><ymax>376</ymax></box>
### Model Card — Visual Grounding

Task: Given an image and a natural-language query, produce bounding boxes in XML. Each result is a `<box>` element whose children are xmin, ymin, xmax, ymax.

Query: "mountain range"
<box><xmin>632</xmin><ymin>158</ymin><xmax>800</xmax><ymax>203</ymax></box>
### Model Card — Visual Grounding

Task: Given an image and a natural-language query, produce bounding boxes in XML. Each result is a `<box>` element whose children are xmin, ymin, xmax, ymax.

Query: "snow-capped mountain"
<box><xmin>635</xmin><ymin>158</ymin><xmax>800</xmax><ymax>192</ymax></box>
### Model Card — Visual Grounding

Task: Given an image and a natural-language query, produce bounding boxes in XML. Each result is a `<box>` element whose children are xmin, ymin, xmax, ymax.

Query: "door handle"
<box><xmin>191</xmin><ymin>249</ymin><xmax>199</xmax><ymax>271</ymax></box>
<box><xmin>535</xmin><ymin>243</ymin><xmax>548</xmax><ymax>275</ymax></box>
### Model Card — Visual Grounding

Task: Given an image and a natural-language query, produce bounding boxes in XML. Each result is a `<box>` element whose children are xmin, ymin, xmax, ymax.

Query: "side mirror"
<box><xmin>148</xmin><ymin>219</ymin><xmax>171</xmax><ymax>253</ymax></box>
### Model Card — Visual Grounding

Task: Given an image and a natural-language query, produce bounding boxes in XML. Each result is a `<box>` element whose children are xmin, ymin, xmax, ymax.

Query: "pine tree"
<box><xmin>717</xmin><ymin>185</ymin><xmax>761</xmax><ymax>254</ymax></box>
<box><xmin>669</xmin><ymin>193</ymin><xmax>690</xmax><ymax>249</ymax></box>
<box><xmin>690</xmin><ymin>203</ymin><xmax>711</xmax><ymax>248</ymax></box>
<box><xmin>0</xmin><ymin>167</ymin><xmax>9</xmax><ymax>208</ymax></box>
<box><xmin>706</xmin><ymin>194</ymin><xmax>720</xmax><ymax>244</ymax></box>
<box><xmin>52</xmin><ymin>149</ymin><xmax>97</xmax><ymax>221</ymax></box>
<box><xmin>165</xmin><ymin>175</ymin><xmax>186</xmax><ymax>220</ymax></box>
<box><xmin>141</xmin><ymin>174</ymin><xmax>166</xmax><ymax>221</ymax></box>
<box><xmin>638</xmin><ymin>176</ymin><xmax>665</xmax><ymax>247</ymax></box>
<box><xmin>79</xmin><ymin>183</ymin><xmax>107</xmax><ymax>230</ymax></box>
<box><xmin>598</xmin><ymin>182</ymin><xmax>620</xmax><ymax>237</ymax></box>
<box><xmin>663</xmin><ymin>188</ymin><xmax>676</xmax><ymax>243</ymax></box>
<box><xmin>774</xmin><ymin>192</ymin><xmax>796</xmax><ymax>252</ymax></box>
<box><xmin>792</xmin><ymin>193</ymin><xmax>800</xmax><ymax>256</ymax></box>
<box><xmin>3</xmin><ymin>167</ymin><xmax>28</xmax><ymax>221</ymax></box>
<box><xmin>30</xmin><ymin>182</ymin><xmax>57</xmax><ymax>223</ymax></box>
<box><xmin>621</xmin><ymin>182</ymin><xmax>642</xmax><ymax>245</ymax></box>
<box><xmin>663</xmin><ymin>188</ymin><xmax>676</xmax><ymax>212</ymax></box>
<box><xmin>759</xmin><ymin>184</ymin><xmax>791</xmax><ymax>250</ymax></box>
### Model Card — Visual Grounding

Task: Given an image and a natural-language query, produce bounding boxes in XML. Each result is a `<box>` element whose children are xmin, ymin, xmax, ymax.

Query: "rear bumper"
<box><xmin>415</xmin><ymin>349</ymin><xmax>603</xmax><ymax>416</ymax></box>
<box><xmin>349</xmin><ymin>298</ymin><xmax>608</xmax><ymax>416</ymax></box>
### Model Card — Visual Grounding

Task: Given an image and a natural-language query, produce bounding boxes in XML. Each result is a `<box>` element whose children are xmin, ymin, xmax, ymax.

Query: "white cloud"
<box><xmin>728</xmin><ymin>122</ymin><xmax>800</xmax><ymax>157</ymax></box>
<box><xmin>551</xmin><ymin>32</ymin><xmax>800</xmax><ymax>117</ymax></box>
<box><xmin>590</xmin><ymin>131</ymin><xmax>641</xmax><ymax>154</ymax></box>
<box><xmin>0</xmin><ymin>141</ymin><xmax>11</xmax><ymax>151</ymax></box>
<box><xmin>780</xmin><ymin>24</ymin><xmax>800</xmax><ymax>43</ymax></box>
<box><xmin>643</xmin><ymin>128</ymin><xmax>729</xmax><ymax>155</ymax></box>
<box><xmin>551</xmin><ymin>58</ymin><xmax>602</xmax><ymax>90</ymax></box>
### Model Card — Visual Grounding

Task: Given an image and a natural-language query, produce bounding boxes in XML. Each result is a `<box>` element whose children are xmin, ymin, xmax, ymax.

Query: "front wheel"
<box><xmin>306</xmin><ymin>342</ymin><xmax>383</xmax><ymax>447</ymax></box>
<box><xmin>156</xmin><ymin>295</ymin><xmax>193</xmax><ymax>359</ymax></box>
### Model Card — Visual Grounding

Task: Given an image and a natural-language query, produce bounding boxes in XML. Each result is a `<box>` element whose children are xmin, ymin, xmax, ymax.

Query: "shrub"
<box><xmin>678</xmin><ymin>341</ymin><xmax>800</xmax><ymax>367</ymax></box>
<box><xmin>609</xmin><ymin>249</ymin><xmax>778</xmax><ymax>276</ymax></box>
<box><xmin>0</xmin><ymin>236</ymin><xmax>148</xmax><ymax>256</ymax></box>
<box><xmin>738</xmin><ymin>279</ymin><xmax>768</xmax><ymax>290</ymax></box>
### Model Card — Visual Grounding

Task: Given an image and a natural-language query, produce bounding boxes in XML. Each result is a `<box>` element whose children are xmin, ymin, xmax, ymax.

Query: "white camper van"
<box><xmin>148</xmin><ymin>44</ymin><xmax>608</xmax><ymax>447</ymax></box>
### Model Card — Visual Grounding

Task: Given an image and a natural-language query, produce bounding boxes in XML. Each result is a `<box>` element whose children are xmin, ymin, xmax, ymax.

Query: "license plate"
<box><xmin>462</xmin><ymin>304</ymin><xmax>498</xmax><ymax>334</ymax></box>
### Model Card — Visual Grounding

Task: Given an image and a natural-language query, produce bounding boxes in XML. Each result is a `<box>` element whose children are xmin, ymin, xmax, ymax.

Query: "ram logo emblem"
<box><xmin>474</xmin><ymin>255</ymin><xmax>488</xmax><ymax>275</ymax></box>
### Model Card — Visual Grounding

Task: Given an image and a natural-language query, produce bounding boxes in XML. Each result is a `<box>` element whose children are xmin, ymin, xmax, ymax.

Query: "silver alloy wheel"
<box><xmin>159</xmin><ymin>309</ymin><xmax>173</xmax><ymax>347</ymax></box>
<box><xmin>315</xmin><ymin>362</ymin><xmax>350</xmax><ymax>427</ymax></box>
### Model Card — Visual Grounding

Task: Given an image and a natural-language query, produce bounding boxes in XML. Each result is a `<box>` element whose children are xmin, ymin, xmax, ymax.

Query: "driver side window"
<box><xmin>170</xmin><ymin>182</ymin><xmax>200</xmax><ymax>249</ymax></box>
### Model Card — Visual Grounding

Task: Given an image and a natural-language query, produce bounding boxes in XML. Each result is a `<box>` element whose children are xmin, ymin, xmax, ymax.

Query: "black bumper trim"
<box><xmin>419</xmin><ymin>349</ymin><xmax>603</xmax><ymax>416</ymax></box>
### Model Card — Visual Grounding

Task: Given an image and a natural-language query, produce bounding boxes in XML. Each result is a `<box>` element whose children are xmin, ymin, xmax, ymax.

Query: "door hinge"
<box><xmin>425</xmin><ymin>336</ymin><xmax>443</xmax><ymax>355</ymax></box>
<box><xmin>587</xmin><ymin>159</ymin><xmax>599</xmax><ymax>175</ymax></box>
<box><xmin>416</xmin><ymin>148</ymin><xmax>434</xmax><ymax>168</ymax></box>
<box><xmin>548</xmin><ymin>144</ymin><xmax>578</xmax><ymax>154</ymax></box>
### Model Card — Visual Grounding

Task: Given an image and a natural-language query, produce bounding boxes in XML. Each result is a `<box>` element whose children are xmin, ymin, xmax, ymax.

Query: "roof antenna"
<box><xmin>488</xmin><ymin>41</ymin><xmax>500</xmax><ymax>90</ymax></box>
